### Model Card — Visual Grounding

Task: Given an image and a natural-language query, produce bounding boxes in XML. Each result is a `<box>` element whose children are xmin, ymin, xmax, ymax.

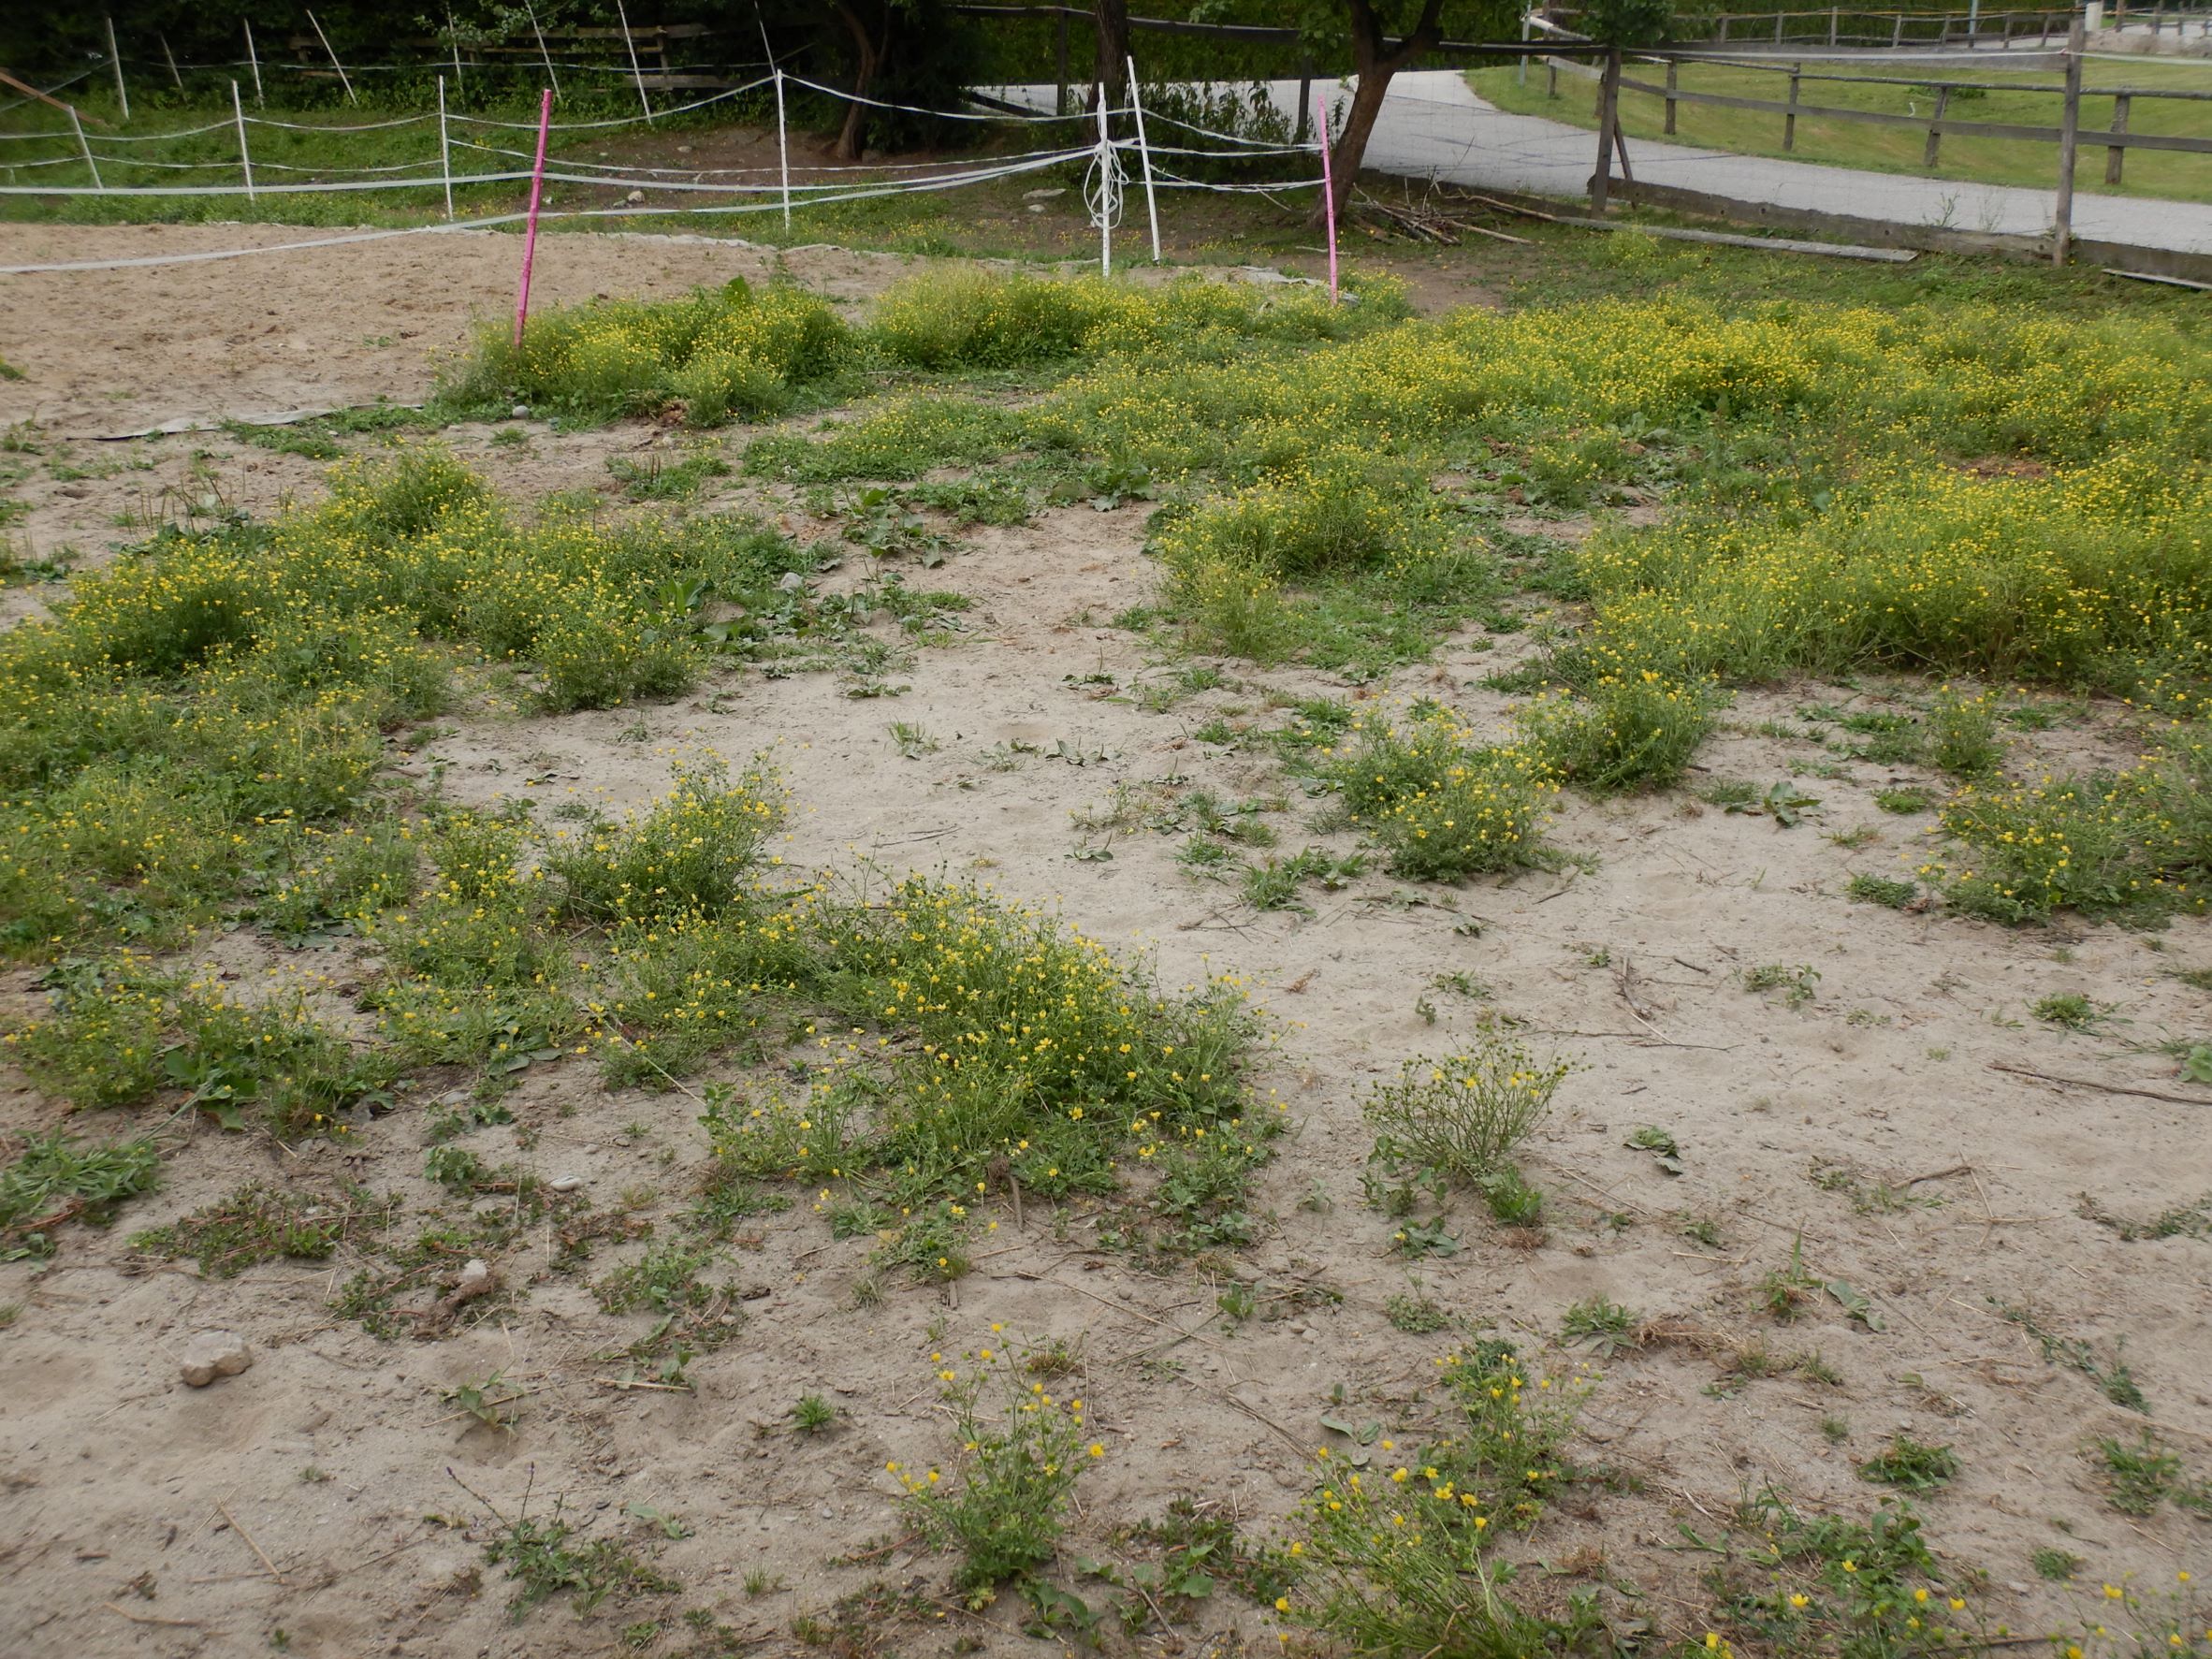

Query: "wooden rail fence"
<box><xmin>1546</xmin><ymin>48</ymin><xmax>2212</xmax><ymax>186</ymax></box>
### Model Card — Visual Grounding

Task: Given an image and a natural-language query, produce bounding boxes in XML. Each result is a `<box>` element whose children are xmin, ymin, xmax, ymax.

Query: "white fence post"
<box><xmin>1127</xmin><ymin>56</ymin><xmax>1160</xmax><ymax>263</ymax></box>
<box><xmin>437</xmin><ymin>74</ymin><xmax>454</xmax><ymax>220</ymax></box>
<box><xmin>70</xmin><ymin>105</ymin><xmax>103</xmax><ymax>193</ymax></box>
<box><xmin>526</xmin><ymin>1</ymin><xmax>561</xmax><ymax>101</ymax></box>
<box><xmin>1095</xmin><ymin>81</ymin><xmax>1112</xmax><ymax>276</ymax></box>
<box><xmin>617</xmin><ymin>0</ymin><xmax>655</xmax><ymax>124</ymax></box>
<box><xmin>232</xmin><ymin>80</ymin><xmax>254</xmax><ymax>206</ymax></box>
<box><xmin>103</xmin><ymin>14</ymin><xmax>130</xmax><ymax>122</ymax></box>
<box><xmin>774</xmin><ymin>67</ymin><xmax>791</xmax><ymax>229</ymax></box>
<box><xmin>306</xmin><ymin>10</ymin><xmax>358</xmax><ymax>106</ymax></box>
<box><xmin>242</xmin><ymin>20</ymin><xmax>264</xmax><ymax>107</ymax></box>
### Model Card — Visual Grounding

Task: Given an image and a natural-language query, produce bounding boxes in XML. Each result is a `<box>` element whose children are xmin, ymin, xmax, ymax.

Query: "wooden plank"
<box><xmin>2102</xmin><ymin>266</ymin><xmax>2212</xmax><ymax>290</ymax></box>
<box><xmin>1614</xmin><ymin>74</ymin><xmax>2212</xmax><ymax>151</ymax></box>
<box><xmin>1550</xmin><ymin>212</ymin><xmax>1922</xmax><ymax>260</ymax></box>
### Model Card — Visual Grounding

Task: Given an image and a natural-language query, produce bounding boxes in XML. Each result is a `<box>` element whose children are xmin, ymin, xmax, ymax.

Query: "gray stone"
<box><xmin>180</xmin><ymin>1332</ymin><xmax>253</xmax><ymax>1387</ymax></box>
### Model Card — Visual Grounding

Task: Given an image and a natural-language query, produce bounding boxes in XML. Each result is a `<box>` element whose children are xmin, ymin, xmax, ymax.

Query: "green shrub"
<box><xmin>1520</xmin><ymin>672</ymin><xmax>1713</xmax><ymax>793</ymax></box>
<box><xmin>1288</xmin><ymin>1347</ymin><xmax>1588</xmax><ymax>1651</ymax></box>
<box><xmin>1324</xmin><ymin>706</ymin><xmax>1556</xmax><ymax>880</ymax></box>
<box><xmin>443</xmin><ymin>279</ymin><xmax>851</xmax><ymax>425</ymax></box>
<box><xmin>870</xmin><ymin>267</ymin><xmax>1118</xmax><ymax>371</ymax></box>
<box><xmin>548</xmin><ymin>755</ymin><xmax>785</xmax><ymax>924</ymax></box>
<box><xmin>0</xmin><ymin>1133</ymin><xmax>162</xmax><ymax>1260</ymax></box>
<box><xmin>895</xmin><ymin>1344</ymin><xmax>1093</xmax><ymax>1594</ymax></box>
<box><xmin>1927</xmin><ymin>685</ymin><xmax>2004</xmax><ymax>777</ymax></box>
<box><xmin>1364</xmin><ymin>1041</ymin><xmax>1572</xmax><ymax>1187</ymax></box>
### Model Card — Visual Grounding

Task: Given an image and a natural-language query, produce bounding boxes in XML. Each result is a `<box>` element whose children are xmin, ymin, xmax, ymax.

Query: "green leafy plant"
<box><xmin>1362</xmin><ymin>1040</ymin><xmax>1572</xmax><ymax>1187</ymax></box>
<box><xmin>0</xmin><ymin>1133</ymin><xmax>162</xmax><ymax>1261</ymax></box>
<box><xmin>1859</xmin><ymin>1434</ymin><xmax>1959</xmax><ymax>1492</ymax></box>
<box><xmin>1846</xmin><ymin>873</ymin><xmax>1919</xmax><ymax>909</ymax></box>
<box><xmin>895</xmin><ymin>1344</ymin><xmax>1095</xmax><ymax>1602</ymax></box>
<box><xmin>1561</xmin><ymin>1297</ymin><xmax>1637</xmax><ymax>1358</ymax></box>
<box><xmin>1741</xmin><ymin>962</ymin><xmax>1820</xmax><ymax>1009</ymax></box>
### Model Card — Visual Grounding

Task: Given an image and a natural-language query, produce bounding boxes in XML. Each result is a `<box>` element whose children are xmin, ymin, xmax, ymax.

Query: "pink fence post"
<box><xmin>513</xmin><ymin>87</ymin><xmax>554</xmax><ymax>347</ymax></box>
<box><xmin>1315</xmin><ymin>89</ymin><xmax>1338</xmax><ymax>305</ymax></box>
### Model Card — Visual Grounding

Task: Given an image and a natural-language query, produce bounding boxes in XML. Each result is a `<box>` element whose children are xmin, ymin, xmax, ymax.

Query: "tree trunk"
<box><xmin>1311</xmin><ymin>0</ymin><xmax>1446</xmax><ymax>225</ymax></box>
<box><xmin>1095</xmin><ymin>0</ymin><xmax>1131</xmax><ymax>109</ymax></box>
<box><xmin>833</xmin><ymin>2</ymin><xmax>882</xmax><ymax>162</ymax></box>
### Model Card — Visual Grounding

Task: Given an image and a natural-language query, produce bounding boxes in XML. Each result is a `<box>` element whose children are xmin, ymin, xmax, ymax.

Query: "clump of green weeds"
<box><xmin>133</xmin><ymin>1182</ymin><xmax>399</xmax><ymax>1278</ymax></box>
<box><xmin>2031</xmin><ymin>1545</ymin><xmax>2080</xmax><ymax>1581</ymax></box>
<box><xmin>1362</xmin><ymin>1039</ymin><xmax>1570</xmax><ymax>1191</ymax></box>
<box><xmin>1241</xmin><ymin>848</ymin><xmax>1363</xmax><ymax>911</ymax></box>
<box><xmin>2031</xmin><ymin>991</ymin><xmax>2106</xmax><ymax>1033</ymax></box>
<box><xmin>1698</xmin><ymin>1488</ymin><xmax>1971</xmax><ymax>1658</ymax></box>
<box><xmin>0</xmin><ymin>1133</ymin><xmax>162</xmax><ymax>1261</ymax></box>
<box><xmin>1757</xmin><ymin>1235</ymin><xmax>1822</xmax><ymax>1322</ymax></box>
<box><xmin>548</xmin><ymin>754</ymin><xmax>785</xmax><ymax>925</ymax></box>
<box><xmin>1284</xmin><ymin>1346</ymin><xmax>1591</xmax><ymax>1653</ymax></box>
<box><xmin>2096</xmin><ymin>1431</ymin><xmax>2212</xmax><ymax>1517</ymax></box>
<box><xmin>1858</xmin><ymin>1434</ymin><xmax>1958</xmax><ymax>1492</ymax></box>
<box><xmin>607</xmin><ymin>451</ymin><xmax>730</xmax><ymax>501</ymax></box>
<box><xmin>1561</xmin><ymin>1297</ymin><xmax>1637</xmax><ymax>1357</ymax></box>
<box><xmin>1847</xmin><ymin>873</ymin><xmax>1919</xmax><ymax>909</ymax></box>
<box><xmin>444</xmin><ymin>278</ymin><xmax>850</xmax><ymax>426</ymax></box>
<box><xmin>474</xmin><ymin>1492</ymin><xmax>678</xmax><ymax>1622</ymax></box>
<box><xmin>1741</xmin><ymin>962</ymin><xmax>1820</xmax><ymax>1009</ymax></box>
<box><xmin>1384</xmin><ymin>1290</ymin><xmax>1451</xmax><ymax>1333</ymax></box>
<box><xmin>894</xmin><ymin>1343</ymin><xmax>1093</xmax><ymax>1602</ymax></box>
<box><xmin>1520</xmin><ymin>673</ymin><xmax>1714</xmax><ymax>793</ymax></box>
<box><xmin>595</xmin><ymin>1242</ymin><xmax>746</xmax><ymax>1359</ymax></box>
<box><xmin>2079</xmin><ymin>1190</ymin><xmax>2212</xmax><ymax>1242</ymax></box>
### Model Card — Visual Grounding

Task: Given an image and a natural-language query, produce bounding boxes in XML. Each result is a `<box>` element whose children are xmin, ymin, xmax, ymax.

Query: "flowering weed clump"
<box><xmin>893</xmin><ymin>1343</ymin><xmax>1097</xmax><ymax>1599</ymax></box>
<box><xmin>869</xmin><ymin>265</ymin><xmax>1374</xmax><ymax>373</ymax></box>
<box><xmin>548</xmin><ymin>755</ymin><xmax>787</xmax><ymax>924</ymax></box>
<box><xmin>1926</xmin><ymin>724</ymin><xmax>2212</xmax><ymax>924</ymax></box>
<box><xmin>0</xmin><ymin>446</ymin><xmax>808</xmax><ymax>959</ymax></box>
<box><xmin>1362</xmin><ymin>1041</ymin><xmax>1572</xmax><ymax>1189</ymax></box>
<box><xmin>1285</xmin><ymin>1346</ymin><xmax>1593</xmax><ymax>1653</ymax></box>
<box><xmin>9</xmin><ymin>958</ymin><xmax>393</xmax><ymax>1136</ymax></box>
<box><xmin>442</xmin><ymin>277</ymin><xmax>851</xmax><ymax>424</ymax></box>
<box><xmin>1518</xmin><ymin>670</ymin><xmax>1714</xmax><ymax>794</ymax></box>
<box><xmin>1319</xmin><ymin>705</ymin><xmax>1557</xmax><ymax>880</ymax></box>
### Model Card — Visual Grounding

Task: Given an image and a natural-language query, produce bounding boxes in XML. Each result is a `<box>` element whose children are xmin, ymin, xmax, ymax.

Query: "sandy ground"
<box><xmin>2</xmin><ymin>223</ymin><xmax>2210</xmax><ymax>1659</ymax></box>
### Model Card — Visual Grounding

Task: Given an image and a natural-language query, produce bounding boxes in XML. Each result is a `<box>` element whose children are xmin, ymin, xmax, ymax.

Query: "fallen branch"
<box><xmin>1989</xmin><ymin>1060</ymin><xmax>2210</xmax><ymax>1108</ymax></box>
<box><xmin>213</xmin><ymin>1498</ymin><xmax>290</xmax><ymax>1587</ymax></box>
<box><xmin>102</xmin><ymin>1605</ymin><xmax>209</xmax><ymax>1630</ymax></box>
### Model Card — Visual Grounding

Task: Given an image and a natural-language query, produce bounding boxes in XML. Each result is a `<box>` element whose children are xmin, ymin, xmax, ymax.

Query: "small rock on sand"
<box><xmin>179</xmin><ymin>1332</ymin><xmax>253</xmax><ymax>1388</ymax></box>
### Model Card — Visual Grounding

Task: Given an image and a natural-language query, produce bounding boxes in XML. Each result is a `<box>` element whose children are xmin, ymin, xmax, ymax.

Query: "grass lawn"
<box><xmin>1469</xmin><ymin>55</ymin><xmax>2212</xmax><ymax>203</ymax></box>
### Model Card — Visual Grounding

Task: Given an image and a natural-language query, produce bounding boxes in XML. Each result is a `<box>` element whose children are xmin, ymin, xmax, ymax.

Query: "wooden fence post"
<box><xmin>1547</xmin><ymin>58</ymin><xmax>1559</xmax><ymax>97</ymax></box>
<box><xmin>1784</xmin><ymin>63</ymin><xmax>1801</xmax><ymax>149</ymax></box>
<box><xmin>2054</xmin><ymin>17</ymin><xmax>2083</xmax><ymax>264</ymax></box>
<box><xmin>1924</xmin><ymin>84</ymin><xmax>1949</xmax><ymax>167</ymax></box>
<box><xmin>1892</xmin><ymin>13</ymin><xmax>1907</xmax><ymax>45</ymax></box>
<box><xmin>1774</xmin><ymin>10</ymin><xmax>1786</xmax><ymax>40</ymax></box>
<box><xmin>1297</xmin><ymin>55</ymin><xmax>1314</xmax><ymax>140</ymax></box>
<box><xmin>1055</xmin><ymin>9</ymin><xmax>1069</xmax><ymax>116</ymax></box>
<box><xmin>1829</xmin><ymin>7</ymin><xmax>1840</xmax><ymax>44</ymax></box>
<box><xmin>1717</xmin><ymin>13</ymin><xmax>1730</xmax><ymax>41</ymax></box>
<box><xmin>1592</xmin><ymin>49</ymin><xmax>1620</xmax><ymax>213</ymax></box>
<box><xmin>1664</xmin><ymin>58</ymin><xmax>1678</xmax><ymax>134</ymax></box>
<box><xmin>2104</xmin><ymin>90</ymin><xmax>2131</xmax><ymax>184</ymax></box>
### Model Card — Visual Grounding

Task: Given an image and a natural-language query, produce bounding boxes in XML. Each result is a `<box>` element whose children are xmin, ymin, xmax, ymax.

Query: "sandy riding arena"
<box><xmin>1</xmin><ymin>217</ymin><xmax>2208</xmax><ymax>1659</ymax></box>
